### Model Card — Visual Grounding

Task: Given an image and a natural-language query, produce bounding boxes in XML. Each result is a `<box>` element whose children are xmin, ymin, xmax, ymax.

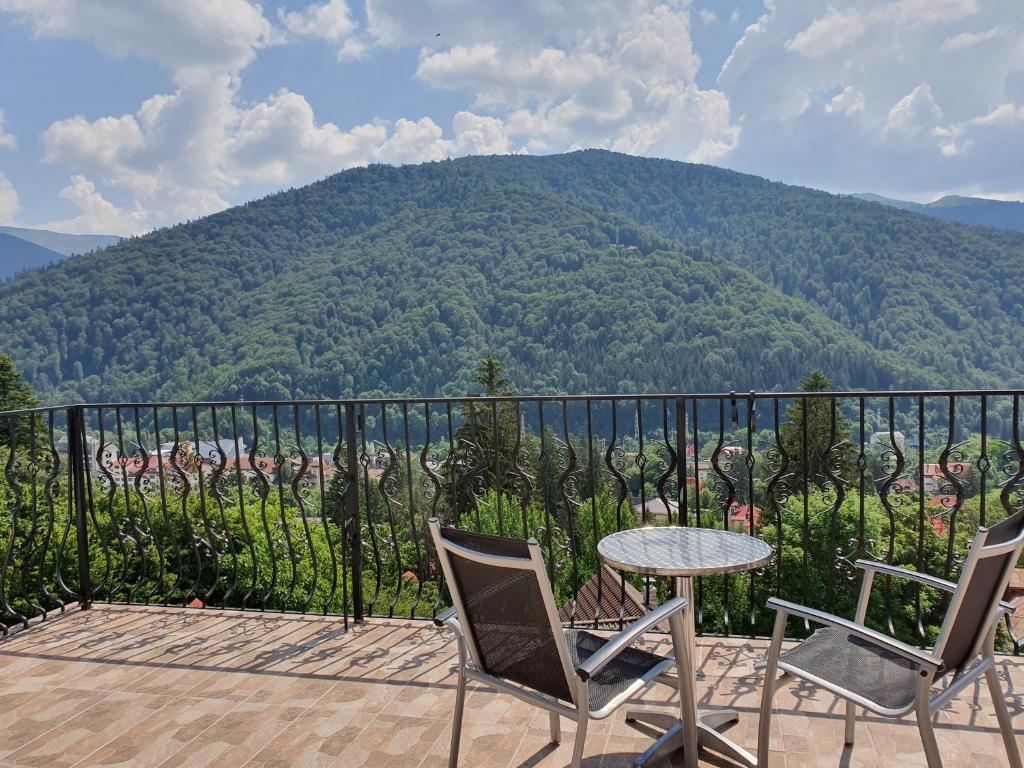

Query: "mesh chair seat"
<box><xmin>778</xmin><ymin>627</ymin><xmax>922</xmax><ymax>711</ymax></box>
<box><xmin>567</xmin><ymin>629</ymin><xmax>670</xmax><ymax>711</ymax></box>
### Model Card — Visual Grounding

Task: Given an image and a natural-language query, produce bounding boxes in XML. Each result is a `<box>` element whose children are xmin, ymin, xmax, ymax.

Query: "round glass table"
<box><xmin>598</xmin><ymin>526</ymin><xmax>772</xmax><ymax>768</ymax></box>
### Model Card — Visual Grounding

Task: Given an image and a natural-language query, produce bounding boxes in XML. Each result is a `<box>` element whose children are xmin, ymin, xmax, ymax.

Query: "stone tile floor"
<box><xmin>0</xmin><ymin>605</ymin><xmax>1021</xmax><ymax>767</ymax></box>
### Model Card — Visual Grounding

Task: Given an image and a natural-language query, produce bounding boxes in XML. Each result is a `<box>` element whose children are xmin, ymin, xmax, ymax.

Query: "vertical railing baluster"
<box><xmin>68</xmin><ymin>406</ymin><xmax>92</xmax><ymax>609</ymax></box>
<box><xmin>691</xmin><ymin>398</ymin><xmax>703</xmax><ymax>634</ymax></box>
<box><xmin>250</xmin><ymin>406</ymin><xmax>276</xmax><ymax>610</ymax></box>
<box><xmin>676</xmin><ymin>398</ymin><xmax>687</xmax><ymax>528</ymax></box>
<box><xmin>746</xmin><ymin>393</ymin><xmax>756</xmax><ymax>637</ymax></box>
<box><xmin>402</xmin><ymin>403</ymin><xmax>425</xmax><ymax>618</ymax></box>
<box><xmin>291</xmin><ymin>405</ymin><xmax>318</xmax><ymax>613</ymax></box>
<box><xmin>360</xmin><ymin>403</ymin><xmax>382</xmax><ymax>616</ymax></box>
<box><xmin>345</xmin><ymin>402</ymin><xmax>360</xmax><ymax>624</ymax></box>
<box><xmin>586</xmin><ymin>399</ymin><xmax>600</xmax><ymax>629</ymax></box>
<box><xmin>915</xmin><ymin>396</ymin><xmax>926</xmax><ymax>645</ymax></box>
<box><xmin>230</xmin><ymin>405</ymin><xmax>257</xmax><ymax>609</ymax></box>
<box><xmin>133</xmin><ymin>407</ymin><xmax>160</xmax><ymax>604</ymax></box>
<box><xmin>315</xmin><ymin>404</ymin><xmax>338</xmax><ymax>615</ymax></box>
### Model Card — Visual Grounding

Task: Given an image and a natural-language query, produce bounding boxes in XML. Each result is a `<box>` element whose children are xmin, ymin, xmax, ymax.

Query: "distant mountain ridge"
<box><xmin>851</xmin><ymin>193</ymin><xmax>1024</xmax><ymax>232</ymax></box>
<box><xmin>0</xmin><ymin>226</ymin><xmax>123</xmax><ymax>280</ymax></box>
<box><xmin>0</xmin><ymin>234</ymin><xmax>66</xmax><ymax>280</ymax></box>
<box><xmin>0</xmin><ymin>226</ymin><xmax>122</xmax><ymax>256</ymax></box>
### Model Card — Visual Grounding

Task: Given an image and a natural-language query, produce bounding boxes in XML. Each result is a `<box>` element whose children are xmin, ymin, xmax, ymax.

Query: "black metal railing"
<box><xmin>2</xmin><ymin>391</ymin><xmax>1023</xmax><ymax>651</ymax></box>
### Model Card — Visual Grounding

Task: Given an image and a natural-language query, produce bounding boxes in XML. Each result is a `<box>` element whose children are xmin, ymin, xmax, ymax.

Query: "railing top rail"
<box><xmin>2</xmin><ymin>388</ymin><xmax>1024</xmax><ymax>418</ymax></box>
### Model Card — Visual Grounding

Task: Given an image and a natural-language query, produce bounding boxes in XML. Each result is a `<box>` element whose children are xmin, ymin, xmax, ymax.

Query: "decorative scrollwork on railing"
<box><xmin>834</xmin><ymin>537</ymin><xmax>879</xmax><ymax>582</ymax></box>
<box><xmin>708</xmin><ymin>441</ymin><xmax>739</xmax><ymax>515</ymax></box>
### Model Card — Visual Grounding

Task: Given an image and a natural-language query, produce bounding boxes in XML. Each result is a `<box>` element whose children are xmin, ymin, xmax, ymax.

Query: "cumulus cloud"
<box><xmin>886</xmin><ymin>84</ymin><xmax>943</xmax><ymax>137</ymax></box>
<box><xmin>43</xmin><ymin>175</ymin><xmax>147</xmax><ymax>235</ymax></box>
<box><xmin>408</xmin><ymin>1</ymin><xmax>735</xmax><ymax>163</ymax></box>
<box><xmin>0</xmin><ymin>0</ymin><xmax>278</xmax><ymax>81</ymax></box>
<box><xmin>699</xmin><ymin>8</ymin><xmax>719</xmax><ymax>25</ymax></box>
<box><xmin>717</xmin><ymin>0</ymin><xmax>1023</xmax><ymax>198</ymax></box>
<box><xmin>0</xmin><ymin>109</ymin><xmax>16</xmax><ymax>149</ymax></box>
<box><xmin>825</xmin><ymin>86</ymin><xmax>866</xmax><ymax>116</ymax></box>
<box><xmin>279</xmin><ymin>0</ymin><xmax>366</xmax><ymax>60</ymax></box>
<box><xmin>785</xmin><ymin>8</ymin><xmax>869</xmax><ymax>58</ymax></box>
<box><xmin>39</xmin><ymin>70</ymin><xmax>516</xmax><ymax>230</ymax></box>
<box><xmin>0</xmin><ymin>172</ymin><xmax>19</xmax><ymax>223</ymax></box>
<box><xmin>941</xmin><ymin>26</ymin><xmax>1007</xmax><ymax>51</ymax></box>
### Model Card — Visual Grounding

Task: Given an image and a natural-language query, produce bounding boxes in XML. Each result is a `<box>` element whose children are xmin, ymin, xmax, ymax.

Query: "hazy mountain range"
<box><xmin>851</xmin><ymin>193</ymin><xmax>1024</xmax><ymax>233</ymax></box>
<box><xmin>0</xmin><ymin>226</ymin><xmax>122</xmax><ymax>280</ymax></box>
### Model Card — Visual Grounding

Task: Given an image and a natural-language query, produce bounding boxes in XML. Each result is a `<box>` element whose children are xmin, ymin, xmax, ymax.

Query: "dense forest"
<box><xmin>1</xmin><ymin>150</ymin><xmax>1023</xmax><ymax>404</ymax></box>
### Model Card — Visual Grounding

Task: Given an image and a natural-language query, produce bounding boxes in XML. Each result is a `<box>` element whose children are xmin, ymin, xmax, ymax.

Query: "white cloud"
<box><xmin>38</xmin><ymin>69</ymin><xmax>518</xmax><ymax>230</ymax></box>
<box><xmin>825</xmin><ymin>86</ymin><xmax>866</xmax><ymax>116</ymax></box>
<box><xmin>784</xmin><ymin>1</ymin><xmax>980</xmax><ymax>59</ymax></box>
<box><xmin>717</xmin><ymin>0</ymin><xmax>1022</xmax><ymax>198</ymax></box>
<box><xmin>0</xmin><ymin>172</ymin><xmax>19</xmax><ymax>223</ymax></box>
<box><xmin>0</xmin><ymin>109</ymin><xmax>16</xmax><ymax>149</ymax></box>
<box><xmin>699</xmin><ymin>8</ymin><xmax>719</xmax><ymax>25</ymax></box>
<box><xmin>43</xmin><ymin>175</ymin><xmax>147</xmax><ymax>235</ymax></box>
<box><xmin>785</xmin><ymin>8</ymin><xmax>868</xmax><ymax>58</ymax></box>
<box><xmin>941</xmin><ymin>26</ymin><xmax>1006</xmax><ymax>51</ymax></box>
<box><xmin>730</xmin><ymin>8</ymin><xmax>740</xmax><ymax>23</ymax></box>
<box><xmin>886</xmin><ymin>84</ymin><xmax>943</xmax><ymax>137</ymax></box>
<box><xmin>279</xmin><ymin>0</ymin><xmax>366</xmax><ymax>60</ymax></box>
<box><xmin>0</xmin><ymin>0</ymin><xmax>278</xmax><ymax>80</ymax></box>
<box><xmin>409</xmin><ymin>1</ymin><xmax>731</xmax><ymax>162</ymax></box>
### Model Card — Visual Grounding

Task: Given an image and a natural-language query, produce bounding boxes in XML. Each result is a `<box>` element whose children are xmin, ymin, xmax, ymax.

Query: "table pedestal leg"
<box><xmin>625</xmin><ymin>577</ymin><xmax>757</xmax><ymax>768</ymax></box>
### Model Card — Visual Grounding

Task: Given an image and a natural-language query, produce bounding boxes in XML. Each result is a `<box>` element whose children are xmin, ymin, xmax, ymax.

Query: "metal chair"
<box><xmin>428</xmin><ymin>518</ymin><xmax>688</xmax><ymax>768</ymax></box>
<box><xmin>758</xmin><ymin>508</ymin><xmax>1024</xmax><ymax>768</ymax></box>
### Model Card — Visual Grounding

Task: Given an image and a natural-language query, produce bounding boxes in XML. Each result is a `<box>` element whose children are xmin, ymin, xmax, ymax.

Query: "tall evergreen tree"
<box><xmin>0</xmin><ymin>354</ymin><xmax>41</xmax><ymax>450</ymax></box>
<box><xmin>779</xmin><ymin>372</ymin><xmax>854</xmax><ymax>489</ymax></box>
<box><xmin>447</xmin><ymin>357</ymin><xmax>526</xmax><ymax>525</ymax></box>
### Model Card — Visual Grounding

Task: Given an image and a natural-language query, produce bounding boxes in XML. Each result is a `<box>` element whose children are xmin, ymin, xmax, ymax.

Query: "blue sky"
<box><xmin>0</xmin><ymin>0</ymin><xmax>1021</xmax><ymax>235</ymax></box>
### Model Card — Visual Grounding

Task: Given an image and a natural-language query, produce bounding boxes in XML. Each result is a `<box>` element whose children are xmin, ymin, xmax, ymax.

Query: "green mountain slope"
<box><xmin>0</xmin><ymin>226</ymin><xmax>122</xmax><ymax>257</ymax></box>
<box><xmin>461</xmin><ymin>151</ymin><xmax>1024</xmax><ymax>388</ymax></box>
<box><xmin>0</xmin><ymin>150</ymin><xmax>1019</xmax><ymax>404</ymax></box>
<box><xmin>0</xmin><ymin>233</ymin><xmax>65</xmax><ymax>280</ymax></box>
<box><xmin>0</xmin><ymin>163</ymin><xmax>916</xmax><ymax>403</ymax></box>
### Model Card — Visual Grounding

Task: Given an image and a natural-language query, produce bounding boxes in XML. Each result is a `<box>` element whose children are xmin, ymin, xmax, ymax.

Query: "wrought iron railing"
<box><xmin>1</xmin><ymin>391</ymin><xmax>1022</xmax><ymax>651</ymax></box>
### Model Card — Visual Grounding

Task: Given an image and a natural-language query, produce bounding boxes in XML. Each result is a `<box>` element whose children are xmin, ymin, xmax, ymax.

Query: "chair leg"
<box><xmin>758</xmin><ymin>612</ymin><xmax>787</xmax><ymax>765</ymax></box>
<box><xmin>570</xmin><ymin>715</ymin><xmax>588</xmax><ymax>768</ymax></box>
<box><xmin>549</xmin><ymin>710</ymin><xmax>561</xmax><ymax>744</ymax></box>
<box><xmin>844</xmin><ymin>700</ymin><xmax>856</xmax><ymax>745</ymax></box>
<box><xmin>915</xmin><ymin>697</ymin><xmax>942</xmax><ymax>768</ymax></box>
<box><xmin>985</xmin><ymin>660</ymin><xmax>1023</xmax><ymax>768</ymax></box>
<box><xmin>448</xmin><ymin>641</ymin><xmax>468</xmax><ymax>768</ymax></box>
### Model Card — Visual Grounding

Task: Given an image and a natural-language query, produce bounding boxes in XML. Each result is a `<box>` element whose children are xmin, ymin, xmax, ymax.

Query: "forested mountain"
<box><xmin>0</xmin><ymin>150</ymin><xmax>1021</xmax><ymax>405</ymax></box>
<box><xmin>0</xmin><ymin>233</ymin><xmax>65</xmax><ymax>280</ymax></box>
<box><xmin>852</xmin><ymin>193</ymin><xmax>1024</xmax><ymax>233</ymax></box>
<box><xmin>0</xmin><ymin>226</ymin><xmax>122</xmax><ymax>256</ymax></box>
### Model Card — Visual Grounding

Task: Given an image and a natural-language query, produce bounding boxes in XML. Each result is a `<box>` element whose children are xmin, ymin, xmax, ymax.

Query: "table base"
<box><xmin>627</xmin><ymin>708</ymin><xmax>757</xmax><ymax>767</ymax></box>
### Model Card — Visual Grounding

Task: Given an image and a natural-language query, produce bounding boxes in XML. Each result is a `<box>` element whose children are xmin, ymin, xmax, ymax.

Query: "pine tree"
<box><xmin>0</xmin><ymin>354</ymin><xmax>41</xmax><ymax>450</ymax></box>
<box><xmin>779</xmin><ymin>372</ymin><xmax>854</xmax><ymax>489</ymax></box>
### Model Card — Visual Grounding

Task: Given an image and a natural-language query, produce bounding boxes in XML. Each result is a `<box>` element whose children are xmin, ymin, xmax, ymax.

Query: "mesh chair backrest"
<box><xmin>435</xmin><ymin>525</ymin><xmax>574</xmax><ymax>703</ymax></box>
<box><xmin>937</xmin><ymin>508</ymin><xmax>1024</xmax><ymax>673</ymax></box>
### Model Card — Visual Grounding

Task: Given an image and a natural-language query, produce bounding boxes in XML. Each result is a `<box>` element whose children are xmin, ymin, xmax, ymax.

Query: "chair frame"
<box><xmin>757</xmin><ymin>517</ymin><xmax>1024</xmax><ymax>768</ymax></box>
<box><xmin>428</xmin><ymin>518</ymin><xmax>686</xmax><ymax>768</ymax></box>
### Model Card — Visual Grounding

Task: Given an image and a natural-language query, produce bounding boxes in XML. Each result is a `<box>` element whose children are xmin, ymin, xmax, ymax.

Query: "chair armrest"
<box><xmin>576</xmin><ymin>597</ymin><xmax>686</xmax><ymax>682</ymax></box>
<box><xmin>766</xmin><ymin>597</ymin><xmax>944</xmax><ymax>672</ymax></box>
<box><xmin>855</xmin><ymin>560</ymin><xmax>957</xmax><ymax>593</ymax></box>
<box><xmin>434</xmin><ymin>606</ymin><xmax>464</xmax><ymax>637</ymax></box>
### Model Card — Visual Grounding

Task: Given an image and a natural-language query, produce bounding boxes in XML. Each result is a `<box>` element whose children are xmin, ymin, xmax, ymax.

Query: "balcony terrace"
<box><xmin>1</xmin><ymin>604</ymin><xmax>1021</xmax><ymax>767</ymax></box>
<box><xmin>2</xmin><ymin>390</ymin><xmax>1024</xmax><ymax>766</ymax></box>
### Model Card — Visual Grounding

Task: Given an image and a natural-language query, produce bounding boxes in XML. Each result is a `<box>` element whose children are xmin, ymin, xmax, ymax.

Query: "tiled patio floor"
<box><xmin>0</xmin><ymin>605</ymin><xmax>1021</xmax><ymax>767</ymax></box>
